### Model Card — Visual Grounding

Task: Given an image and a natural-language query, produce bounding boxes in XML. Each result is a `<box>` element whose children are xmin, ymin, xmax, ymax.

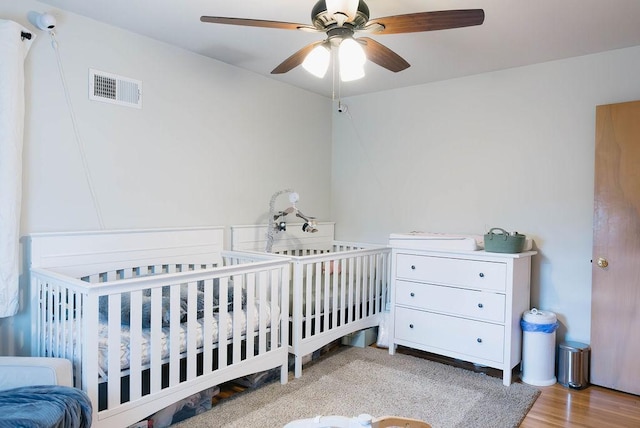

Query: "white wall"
<box><xmin>0</xmin><ymin>1</ymin><xmax>332</xmax><ymax>355</ymax></box>
<box><xmin>331</xmin><ymin>46</ymin><xmax>640</xmax><ymax>345</ymax></box>
<box><xmin>4</xmin><ymin>0</ymin><xmax>639</xmax><ymax>356</ymax></box>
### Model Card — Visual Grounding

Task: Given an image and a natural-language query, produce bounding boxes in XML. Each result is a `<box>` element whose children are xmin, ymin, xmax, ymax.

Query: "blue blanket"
<box><xmin>0</xmin><ymin>385</ymin><xmax>92</xmax><ymax>428</ymax></box>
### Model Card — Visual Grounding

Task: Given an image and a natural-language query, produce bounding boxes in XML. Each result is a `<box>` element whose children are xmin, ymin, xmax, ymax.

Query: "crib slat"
<box><xmin>291</xmin><ymin>261</ymin><xmax>303</xmax><ymax>371</ymax></box>
<box><xmin>51</xmin><ymin>283</ymin><xmax>60</xmax><ymax>357</ymax></box>
<box><xmin>256</xmin><ymin>270</ymin><xmax>265</xmax><ymax>355</ymax></box>
<box><xmin>355</xmin><ymin>256</ymin><xmax>363</xmax><ymax>320</ymax></box>
<box><xmin>339</xmin><ymin>258</ymin><xmax>347</xmax><ymax>326</ymax></box>
<box><xmin>382</xmin><ymin>252</ymin><xmax>391</xmax><ymax>312</ymax></box>
<box><xmin>218</xmin><ymin>278</ymin><xmax>229</xmax><ymax>370</ymax></box>
<box><xmin>59</xmin><ymin>284</ymin><xmax>69</xmax><ymax>357</ymax></box>
<box><xmin>304</xmin><ymin>263</ymin><xmax>313</xmax><ymax>339</ymax></box>
<box><xmin>82</xmin><ymin>293</ymin><xmax>99</xmax><ymax>417</ymax></box>
<box><xmin>58</xmin><ymin>286</ymin><xmax>68</xmax><ymax>357</ymax></box>
<box><xmin>107</xmin><ymin>293</ymin><xmax>122</xmax><ymax>410</ymax></box>
<box><xmin>34</xmin><ymin>279</ymin><xmax>43</xmax><ymax>356</ymax></box>
<box><xmin>186</xmin><ymin>281</ymin><xmax>198</xmax><ymax>381</ymax></box>
<box><xmin>57</xmin><ymin>284</ymin><xmax>66</xmax><ymax>356</ymax></box>
<box><xmin>331</xmin><ymin>259</ymin><xmax>344</xmax><ymax>328</ymax></box>
<box><xmin>73</xmin><ymin>291</ymin><xmax>84</xmax><ymax>387</ymax></box>
<box><xmin>129</xmin><ymin>290</ymin><xmax>143</xmax><ymax>402</ymax></box>
<box><xmin>367</xmin><ymin>254</ymin><xmax>373</xmax><ymax>315</ymax></box>
<box><xmin>372</xmin><ymin>254</ymin><xmax>379</xmax><ymax>313</ymax></box>
<box><xmin>46</xmin><ymin>284</ymin><xmax>54</xmax><ymax>356</ymax></box>
<box><xmin>245</xmin><ymin>272</ymin><xmax>256</xmax><ymax>358</ymax></box>
<box><xmin>231</xmin><ymin>275</ymin><xmax>243</xmax><ymax>364</ymax></box>
<box><xmin>149</xmin><ymin>287</ymin><xmax>163</xmax><ymax>393</ymax></box>
<box><xmin>364</xmin><ymin>254</ymin><xmax>372</xmax><ymax>317</ymax></box>
<box><xmin>322</xmin><ymin>261</ymin><xmax>330</xmax><ymax>332</ymax></box>
<box><xmin>267</xmin><ymin>267</ymin><xmax>275</xmax><ymax>345</ymax></box>
<box><xmin>201</xmin><ymin>277</ymin><xmax>214</xmax><ymax>374</ymax></box>
<box><xmin>313</xmin><ymin>261</ymin><xmax>321</xmax><ymax>336</ymax></box>
<box><xmin>276</xmin><ymin>266</ymin><xmax>288</xmax><ymax>382</ymax></box>
<box><xmin>168</xmin><ymin>283</ymin><xmax>181</xmax><ymax>386</ymax></box>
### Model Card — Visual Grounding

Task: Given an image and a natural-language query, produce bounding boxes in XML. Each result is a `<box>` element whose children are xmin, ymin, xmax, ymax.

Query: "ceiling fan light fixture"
<box><xmin>338</xmin><ymin>38</ymin><xmax>366</xmax><ymax>81</ymax></box>
<box><xmin>302</xmin><ymin>43</ymin><xmax>331</xmax><ymax>78</ymax></box>
<box><xmin>326</xmin><ymin>0</ymin><xmax>359</xmax><ymax>24</ymax></box>
<box><xmin>202</xmin><ymin>2</ymin><xmax>486</xmax><ymax>81</ymax></box>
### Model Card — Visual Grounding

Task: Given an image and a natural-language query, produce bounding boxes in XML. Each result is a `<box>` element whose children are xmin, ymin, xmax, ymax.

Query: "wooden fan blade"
<box><xmin>359</xmin><ymin>37</ymin><xmax>410</xmax><ymax>72</ymax></box>
<box><xmin>200</xmin><ymin>16</ymin><xmax>316</xmax><ymax>32</ymax></box>
<box><xmin>271</xmin><ymin>41</ymin><xmax>324</xmax><ymax>74</ymax></box>
<box><xmin>370</xmin><ymin>9</ymin><xmax>485</xmax><ymax>35</ymax></box>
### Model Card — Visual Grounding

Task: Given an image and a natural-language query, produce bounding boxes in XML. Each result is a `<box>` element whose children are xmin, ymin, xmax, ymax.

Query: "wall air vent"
<box><xmin>89</xmin><ymin>69</ymin><xmax>142</xmax><ymax>108</ymax></box>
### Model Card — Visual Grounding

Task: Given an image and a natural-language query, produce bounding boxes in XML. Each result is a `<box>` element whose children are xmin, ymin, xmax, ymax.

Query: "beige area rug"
<box><xmin>173</xmin><ymin>346</ymin><xmax>540</xmax><ymax>428</ymax></box>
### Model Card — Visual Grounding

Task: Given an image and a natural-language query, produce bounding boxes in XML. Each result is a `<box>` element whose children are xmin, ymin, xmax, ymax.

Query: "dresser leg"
<box><xmin>503</xmin><ymin>369</ymin><xmax>512</xmax><ymax>386</ymax></box>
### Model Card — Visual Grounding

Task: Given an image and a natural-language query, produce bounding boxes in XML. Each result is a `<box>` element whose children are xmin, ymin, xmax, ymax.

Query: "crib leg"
<box><xmin>295</xmin><ymin>355</ymin><xmax>303</xmax><ymax>378</ymax></box>
<box><xmin>280</xmin><ymin>363</ymin><xmax>288</xmax><ymax>384</ymax></box>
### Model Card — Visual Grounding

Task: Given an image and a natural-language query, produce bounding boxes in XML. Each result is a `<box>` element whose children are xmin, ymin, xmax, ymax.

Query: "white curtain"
<box><xmin>0</xmin><ymin>20</ymin><xmax>34</xmax><ymax>318</ymax></box>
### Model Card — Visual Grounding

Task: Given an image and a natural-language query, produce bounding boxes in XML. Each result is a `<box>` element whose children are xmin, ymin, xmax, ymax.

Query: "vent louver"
<box><xmin>89</xmin><ymin>69</ymin><xmax>142</xmax><ymax>108</ymax></box>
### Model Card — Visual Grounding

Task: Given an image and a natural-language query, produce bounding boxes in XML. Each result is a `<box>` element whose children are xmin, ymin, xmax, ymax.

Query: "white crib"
<box><xmin>27</xmin><ymin>227</ymin><xmax>290</xmax><ymax>428</ymax></box>
<box><xmin>231</xmin><ymin>223</ymin><xmax>391</xmax><ymax>377</ymax></box>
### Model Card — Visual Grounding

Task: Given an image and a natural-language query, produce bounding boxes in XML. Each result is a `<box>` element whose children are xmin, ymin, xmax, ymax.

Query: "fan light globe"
<box><xmin>326</xmin><ymin>0</ymin><xmax>359</xmax><ymax>23</ymax></box>
<box><xmin>302</xmin><ymin>44</ymin><xmax>331</xmax><ymax>78</ymax></box>
<box><xmin>339</xmin><ymin>38</ymin><xmax>366</xmax><ymax>81</ymax></box>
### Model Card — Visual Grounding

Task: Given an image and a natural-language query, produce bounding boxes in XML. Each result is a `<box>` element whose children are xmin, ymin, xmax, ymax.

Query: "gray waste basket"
<box><xmin>557</xmin><ymin>341</ymin><xmax>590</xmax><ymax>389</ymax></box>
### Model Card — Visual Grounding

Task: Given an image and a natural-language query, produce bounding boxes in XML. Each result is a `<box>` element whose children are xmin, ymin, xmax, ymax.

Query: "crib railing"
<box><xmin>225</xmin><ymin>240</ymin><xmax>391</xmax><ymax>377</ymax></box>
<box><xmin>30</xmin><ymin>252</ymin><xmax>290</xmax><ymax>428</ymax></box>
<box><xmin>288</xmin><ymin>243</ymin><xmax>391</xmax><ymax>377</ymax></box>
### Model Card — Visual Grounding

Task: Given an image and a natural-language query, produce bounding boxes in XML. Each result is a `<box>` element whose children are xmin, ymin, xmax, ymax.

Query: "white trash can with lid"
<box><xmin>520</xmin><ymin>308</ymin><xmax>559</xmax><ymax>386</ymax></box>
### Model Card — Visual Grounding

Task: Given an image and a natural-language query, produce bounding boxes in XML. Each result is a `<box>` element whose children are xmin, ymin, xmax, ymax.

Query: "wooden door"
<box><xmin>591</xmin><ymin>100</ymin><xmax>640</xmax><ymax>395</ymax></box>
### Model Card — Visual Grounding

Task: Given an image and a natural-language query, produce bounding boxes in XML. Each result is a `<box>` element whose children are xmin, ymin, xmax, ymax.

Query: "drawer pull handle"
<box><xmin>409</xmin><ymin>324</ymin><xmax>414</xmax><ymax>329</ymax></box>
<box><xmin>477</xmin><ymin>338</ymin><xmax>483</xmax><ymax>343</ymax></box>
<box><xmin>411</xmin><ymin>265</ymin><xmax>416</xmax><ymax>270</ymax></box>
<box><xmin>477</xmin><ymin>303</ymin><xmax>484</xmax><ymax>308</ymax></box>
<box><xmin>479</xmin><ymin>272</ymin><xmax>485</xmax><ymax>278</ymax></box>
<box><xmin>410</xmin><ymin>292</ymin><xmax>415</xmax><ymax>297</ymax></box>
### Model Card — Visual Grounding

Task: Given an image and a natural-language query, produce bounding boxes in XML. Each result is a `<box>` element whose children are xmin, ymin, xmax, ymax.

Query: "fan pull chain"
<box><xmin>331</xmin><ymin>45</ymin><xmax>337</xmax><ymax>101</ymax></box>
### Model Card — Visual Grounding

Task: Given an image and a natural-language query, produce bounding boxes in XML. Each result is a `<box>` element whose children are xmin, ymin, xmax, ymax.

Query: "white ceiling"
<box><xmin>37</xmin><ymin>0</ymin><xmax>640</xmax><ymax>98</ymax></box>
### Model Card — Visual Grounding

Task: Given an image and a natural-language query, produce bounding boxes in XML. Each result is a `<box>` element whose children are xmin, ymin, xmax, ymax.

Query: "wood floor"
<box><xmin>521</xmin><ymin>382</ymin><xmax>640</xmax><ymax>428</ymax></box>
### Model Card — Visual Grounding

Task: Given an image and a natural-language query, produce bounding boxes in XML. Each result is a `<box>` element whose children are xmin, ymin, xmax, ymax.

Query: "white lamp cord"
<box><xmin>49</xmin><ymin>30</ymin><xmax>105</xmax><ymax>229</ymax></box>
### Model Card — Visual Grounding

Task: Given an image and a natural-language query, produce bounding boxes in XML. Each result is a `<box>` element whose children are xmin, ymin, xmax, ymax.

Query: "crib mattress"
<box><xmin>98</xmin><ymin>306</ymin><xmax>271</xmax><ymax>373</ymax></box>
<box><xmin>48</xmin><ymin>304</ymin><xmax>275</xmax><ymax>377</ymax></box>
<box><xmin>99</xmin><ymin>303</ymin><xmax>274</xmax><ymax>376</ymax></box>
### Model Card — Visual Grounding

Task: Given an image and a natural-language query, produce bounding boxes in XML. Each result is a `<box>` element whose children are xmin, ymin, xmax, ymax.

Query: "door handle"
<box><xmin>596</xmin><ymin>257</ymin><xmax>608</xmax><ymax>269</ymax></box>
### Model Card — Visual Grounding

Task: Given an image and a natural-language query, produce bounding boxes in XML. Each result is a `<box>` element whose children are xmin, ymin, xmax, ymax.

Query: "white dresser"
<box><xmin>388</xmin><ymin>245</ymin><xmax>536</xmax><ymax>385</ymax></box>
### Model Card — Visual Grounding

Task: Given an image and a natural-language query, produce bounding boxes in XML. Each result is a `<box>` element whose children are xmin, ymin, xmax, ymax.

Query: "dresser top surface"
<box><xmin>391</xmin><ymin>247</ymin><xmax>537</xmax><ymax>260</ymax></box>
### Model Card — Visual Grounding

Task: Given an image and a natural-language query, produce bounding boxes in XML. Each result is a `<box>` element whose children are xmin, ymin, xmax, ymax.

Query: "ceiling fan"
<box><xmin>201</xmin><ymin>0</ymin><xmax>484</xmax><ymax>80</ymax></box>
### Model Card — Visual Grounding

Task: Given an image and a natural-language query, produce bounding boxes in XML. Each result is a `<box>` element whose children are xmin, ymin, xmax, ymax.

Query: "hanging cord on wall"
<box><xmin>48</xmin><ymin>31</ymin><xmax>105</xmax><ymax>229</ymax></box>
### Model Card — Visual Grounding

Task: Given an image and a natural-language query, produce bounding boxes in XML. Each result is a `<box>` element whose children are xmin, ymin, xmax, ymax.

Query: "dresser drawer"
<box><xmin>395</xmin><ymin>280</ymin><xmax>506</xmax><ymax>323</ymax></box>
<box><xmin>396</xmin><ymin>254</ymin><xmax>507</xmax><ymax>292</ymax></box>
<box><xmin>395</xmin><ymin>307</ymin><xmax>505</xmax><ymax>363</ymax></box>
